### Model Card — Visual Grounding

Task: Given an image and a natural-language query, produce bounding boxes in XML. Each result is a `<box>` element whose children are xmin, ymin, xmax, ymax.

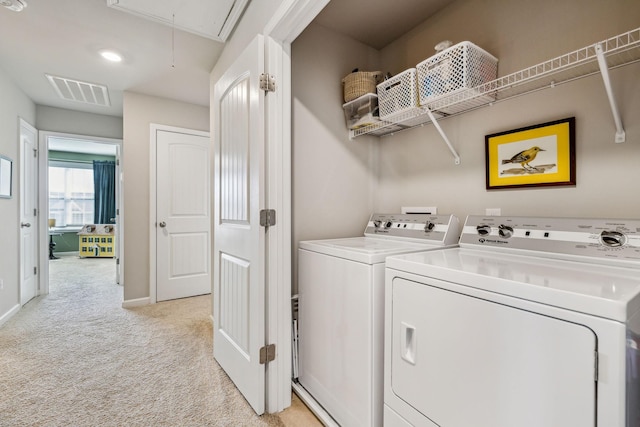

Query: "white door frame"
<box><xmin>149</xmin><ymin>123</ymin><xmax>210</xmax><ymax>304</ymax></box>
<box><xmin>38</xmin><ymin>131</ymin><xmax>124</xmax><ymax>295</ymax></box>
<box><xmin>261</xmin><ymin>0</ymin><xmax>330</xmax><ymax>413</ymax></box>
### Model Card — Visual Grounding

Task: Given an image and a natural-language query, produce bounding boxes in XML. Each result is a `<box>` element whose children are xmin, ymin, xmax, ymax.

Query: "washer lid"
<box><xmin>299</xmin><ymin>237</ymin><xmax>453</xmax><ymax>264</ymax></box>
<box><xmin>386</xmin><ymin>248</ymin><xmax>640</xmax><ymax>322</ymax></box>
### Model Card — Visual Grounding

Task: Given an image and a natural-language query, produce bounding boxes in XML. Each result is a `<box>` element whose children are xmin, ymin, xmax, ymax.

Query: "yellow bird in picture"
<box><xmin>502</xmin><ymin>146</ymin><xmax>545</xmax><ymax>171</ymax></box>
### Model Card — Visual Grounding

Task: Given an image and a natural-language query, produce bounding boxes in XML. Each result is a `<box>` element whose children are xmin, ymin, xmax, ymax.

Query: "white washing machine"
<box><xmin>295</xmin><ymin>213</ymin><xmax>460</xmax><ymax>427</ymax></box>
<box><xmin>384</xmin><ymin>215</ymin><xmax>640</xmax><ymax>427</ymax></box>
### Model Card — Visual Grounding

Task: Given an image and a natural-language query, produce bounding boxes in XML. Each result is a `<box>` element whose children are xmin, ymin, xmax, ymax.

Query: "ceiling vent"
<box><xmin>106</xmin><ymin>0</ymin><xmax>249</xmax><ymax>42</ymax></box>
<box><xmin>45</xmin><ymin>74</ymin><xmax>111</xmax><ymax>107</ymax></box>
<box><xmin>1</xmin><ymin>0</ymin><xmax>27</xmax><ymax>12</ymax></box>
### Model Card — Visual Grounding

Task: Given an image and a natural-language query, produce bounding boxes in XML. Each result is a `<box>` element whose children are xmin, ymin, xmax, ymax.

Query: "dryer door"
<box><xmin>389</xmin><ymin>277</ymin><xmax>597</xmax><ymax>427</ymax></box>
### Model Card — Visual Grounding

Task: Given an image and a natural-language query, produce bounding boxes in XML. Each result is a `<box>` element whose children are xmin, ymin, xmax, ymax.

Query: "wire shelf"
<box><xmin>350</xmin><ymin>27</ymin><xmax>640</xmax><ymax>139</ymax></box>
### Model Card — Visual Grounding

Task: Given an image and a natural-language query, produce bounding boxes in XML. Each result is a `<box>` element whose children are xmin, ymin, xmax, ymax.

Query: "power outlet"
<box><xmin>486</xmin><ymin>208</ymin><xmax>501</xmax><ymax>216</ymax></box>
<box><xmin>402</xmin><ymin>206</ymin><xmax>438</xmax><ymax>214</ymax></box>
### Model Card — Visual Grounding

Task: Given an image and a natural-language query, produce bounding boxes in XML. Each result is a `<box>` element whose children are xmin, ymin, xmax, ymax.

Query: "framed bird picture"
<box><xmin>485</xmin><ymin>117</ymin><xmax>576</xmax><ymax>190</ymax></box>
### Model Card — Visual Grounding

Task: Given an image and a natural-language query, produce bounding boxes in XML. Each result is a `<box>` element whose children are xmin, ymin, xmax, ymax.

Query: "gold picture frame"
<box><xmin>485</xmin><ymin>117</ymin><xmax>576</xmax><ymax>190</ymax></box>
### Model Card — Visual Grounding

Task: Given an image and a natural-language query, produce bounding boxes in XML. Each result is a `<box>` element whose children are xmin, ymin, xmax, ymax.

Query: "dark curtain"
<box><xmin>93</xmin><ymin>160</ymin><xmax>116</xmax><ymax>224</ymax></box>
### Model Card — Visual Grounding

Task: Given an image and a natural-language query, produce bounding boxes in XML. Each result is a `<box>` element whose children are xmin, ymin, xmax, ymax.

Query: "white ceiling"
<box><xmin>0</xmin><ymin>0</ymin><xmax>455</xmax><ymax>119</ymax></box>
<box><xmin>314</xmin><ymin>0</ymin><xmax>456</xmax><ymax>50</ymax></box>
<box><xmin>0</xmin><ymin>0</ymin><xmax>229</xmax><ymax>117</ymax></box>
<box><xmin>106</xmin><ymin>0</ymin><xmax>249</xmax><ymax>42</ymax></box>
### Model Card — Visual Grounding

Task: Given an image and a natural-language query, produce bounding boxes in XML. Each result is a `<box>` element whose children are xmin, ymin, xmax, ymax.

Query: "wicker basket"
<box><xmin>342</xmin><ymin>71</ymin><xmax>382</xmax><ymax>102</ymax></box>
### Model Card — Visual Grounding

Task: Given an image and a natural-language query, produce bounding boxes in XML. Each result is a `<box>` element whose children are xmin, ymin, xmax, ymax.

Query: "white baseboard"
<box><xmin>0</xmin><ymin>304</ymin><xmax>21</xmax><ymax>328</ymax></box>
<box><xmin>122</xmin><ymin>297</ymin><xmax>150</xmax><ymax>308</ymax></box>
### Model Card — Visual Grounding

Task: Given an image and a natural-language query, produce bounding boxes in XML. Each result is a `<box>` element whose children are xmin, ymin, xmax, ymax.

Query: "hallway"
<box><xmin>0</xmin><ymin>255</ymin><xmax>283</xmax><ymax>426</ymax></box>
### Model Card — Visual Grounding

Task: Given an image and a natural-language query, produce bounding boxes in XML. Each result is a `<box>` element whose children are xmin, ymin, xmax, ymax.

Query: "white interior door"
<box><xmin>20</xmin><ymin>119</ymin><xmax>38</xmax><ymax>306</ymax></box>
<box><xmin>213</xmin><ymin>35</ymin><xmax>266</xmax><ymax>415</ymax></box>
<box><xmin>155</xmin><ymin>127</ymin><xmax>211</xmax><ymax>302</ymax></box>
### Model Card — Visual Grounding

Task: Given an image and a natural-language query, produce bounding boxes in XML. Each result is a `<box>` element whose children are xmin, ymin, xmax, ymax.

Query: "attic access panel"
<box><xmin>106</xmin><ymin>0</ymin><xmax>248</xmax><ymax>42</ymax></box>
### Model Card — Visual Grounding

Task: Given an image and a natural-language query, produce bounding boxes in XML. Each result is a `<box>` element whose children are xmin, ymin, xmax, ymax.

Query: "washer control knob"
<box><xmin>373</xmin><ymin>220</ymin><xmax>382</xmax><ymax>228</ymax></box>
<box><xmin>600</xmin><ymin>230</ymin><xmax>627</xmax><ymax>247</ymax></box>
<box><xmin>476</xmin><ymin>225</ymin><xmax>491</xmax><ymax>236</ymax></box>
<box><xmin>498</xmin><ymin>224</ymin><xmax>514</xmax><ymax>238</ymax></box>
<box><xmin>384</xmin><ymin>221</ymin><xmax>393</xmax><ymax>229</ymax></box>
<box><xmin>424</xmin><ymin>221</ymin><xmax>435</xmax><ymax>232</ymax></box>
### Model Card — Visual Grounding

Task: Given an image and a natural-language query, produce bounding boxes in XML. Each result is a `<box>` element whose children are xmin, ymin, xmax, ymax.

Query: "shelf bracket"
<box><xmin>425</xmin><ymin>108</ymin><xmax>461</xmax><ymax>165</ymax></box>
<box><xmin>595</xmin><ymin>42</ymin><xmax>626</xmax><ymax>143</ymax></box>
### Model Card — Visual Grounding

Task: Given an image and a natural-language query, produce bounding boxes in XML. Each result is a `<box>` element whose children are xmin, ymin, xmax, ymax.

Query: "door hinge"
<box><xmin>33</xmin><ymin>148</ymin><xmax>37</xmax><ymax>157</ymax></box>
<box><xmin>260</xmin><ymin>73</ymin><xmax>276</xmax><ymax>92</ymax></box>
<box><xmin>33</xmin><ymin>208</ymin><xmax>37</xmax><ymax>216</ymax></box>
<box><xmin>259</xmin><ymin>344</ymin><xmax>276</xmax><ymax>364</ymax></box>
<box><xmin>260</xmin><ymin>209</ymin><xmax>276</xmax><ymax>227</ymax></box>
<box><xmin>116</xmin><ymin>258</ymin><xmax>120</xmax><ymax>265</ymax></box>
<box><xmin>33</xmin><ymin>266</ymin><xmax>37</xmax><ymax>275</ymax></box>
<box><xmin>116</xmin><ymin>159</ymin><xmax>120</xmax><ymax>166</ymax></box>
<box><xmin>116</xmin><ymin>208</ymin><xmax>119</xmax><ymax>215</ymax></box>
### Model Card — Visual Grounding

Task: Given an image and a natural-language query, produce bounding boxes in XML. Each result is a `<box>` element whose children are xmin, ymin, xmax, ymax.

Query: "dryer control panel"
<box><xmin>364</xmin><ymin>213</ymin><xmax>460</xmax><ymax>245</ymax></box>
<box><xmin>460</xmin><ymin>215</ymin><xmax>640</xmax><ymax>264</ymax></box>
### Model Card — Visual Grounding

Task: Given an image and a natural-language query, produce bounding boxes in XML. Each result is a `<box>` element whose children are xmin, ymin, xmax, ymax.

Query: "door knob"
<box><xmin>21</xmin><ymin>222</ymin><xmax>31</xmax><ymax>228</ymax></box>
<box><xmin>159</xmin><ymin>221</ymin><xmax>166</xmax><ymax>228</ymax></box>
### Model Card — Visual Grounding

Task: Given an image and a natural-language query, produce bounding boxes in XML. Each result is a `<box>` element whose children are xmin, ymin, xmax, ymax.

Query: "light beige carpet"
<box><xmin>0</xmin><ymin>255</ymin><xmax>283</xmax><ymax>427</ymax></box>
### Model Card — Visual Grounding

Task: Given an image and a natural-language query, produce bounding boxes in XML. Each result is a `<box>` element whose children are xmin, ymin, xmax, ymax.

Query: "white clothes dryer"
<box><xmin>295</xmin><ymin>213</ymin><xmax>460</xmax><ymax>427</ymax></box>
<box><xmin>384</xmin><ymin>215</ymin><xmax>640</xmax><ymax>427</ymax></box>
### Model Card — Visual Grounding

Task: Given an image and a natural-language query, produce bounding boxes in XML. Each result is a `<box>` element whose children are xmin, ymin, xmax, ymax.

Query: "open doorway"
<box><xmin>38</xmin><ymin>131</ymin><xmax>123</xmax><ymax>297</ymax></box>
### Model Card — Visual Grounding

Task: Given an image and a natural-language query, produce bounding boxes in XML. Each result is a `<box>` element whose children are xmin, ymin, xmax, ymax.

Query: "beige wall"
<box><xmin>291</xmin><ymin>23</ymin><xmax>381</xmax><ymax>289</ymax></box>
<box><xmin>293</xmin><ymin>23</ymin><xmax>381</xmax><ymax>241</ymax></box>
<box><xmin>375</xmin><ymin>0</ymin><xmax>640</xmax><ymax>220</ymax></box>
<box><xmin>376</xmin><ymin>65</ymin><xmax>640</xmax><ymax>219</ymax></box>
<box><xmin>36</xmin><ymin>105</ymin><xmax>123</xmax><ymax>139</ymax></box>
<box><xmin>122</xmin><ymin>92</ymin><xmax>209</xmax><ymax>302</ymax></box>
<box><xmin>381</xmin><ymin>0</ymin><xmax>639</xmax><ymax>76</ymax></box>
<box><xmin>0</xmin><ymin>66</ymin><xmax>36</xmax><ymax>322</ymax></box>
<box><xmin>291</xmin><ymin>0</ymin><xmax>640</xmax><ymax>291</ymax></box>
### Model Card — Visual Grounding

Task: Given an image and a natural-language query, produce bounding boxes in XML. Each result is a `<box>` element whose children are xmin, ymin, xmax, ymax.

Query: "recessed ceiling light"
<box><xmin>1</xmin><ymin>0</ymin><xmax>27</xmax><ymax>12</ymax></box>
<box><xmin>99</xmin><ymin>50</ymin><xmax>123</xmax><ymax>63</ymax></box>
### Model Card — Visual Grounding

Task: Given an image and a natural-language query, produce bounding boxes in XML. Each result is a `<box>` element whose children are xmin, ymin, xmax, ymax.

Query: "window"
<box><xmin>49</xmin><ymin>161</ymin><xmax>94</xmax><ymax>227</ymax></box>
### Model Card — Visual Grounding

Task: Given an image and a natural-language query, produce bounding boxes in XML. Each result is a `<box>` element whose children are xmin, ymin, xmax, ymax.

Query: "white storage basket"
<box><xmin>417</xmin><ymin>41</ymin><xmax>498</xmax><ymax>113</ymax></box>
<box><xmin>376</xmin><ymin>68</ymin><xmax>425</xmax><ymax>126</ymax></box>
